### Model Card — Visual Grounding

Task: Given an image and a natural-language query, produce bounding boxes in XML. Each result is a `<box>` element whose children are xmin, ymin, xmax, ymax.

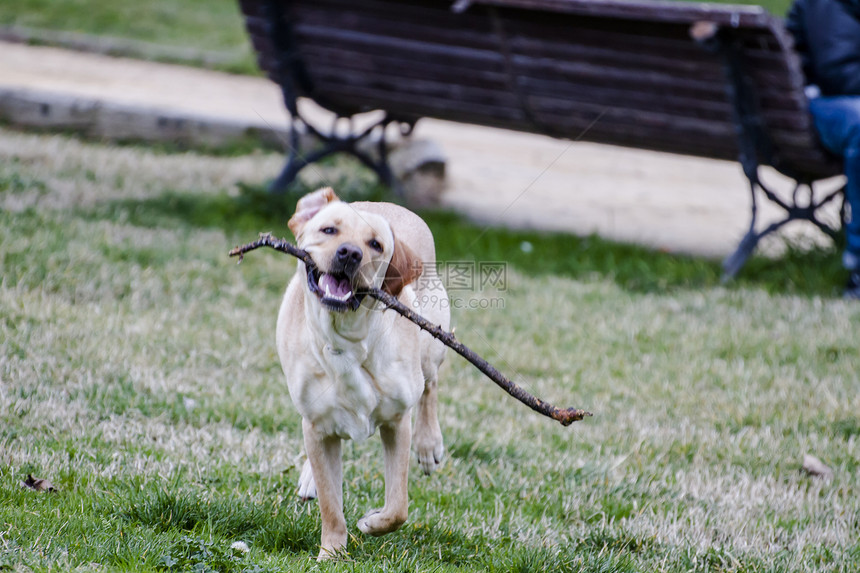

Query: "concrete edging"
<box><xmin>0</xmin><ymin>86</ymin><xmax>286</xmax><ymax>150</ymax></box>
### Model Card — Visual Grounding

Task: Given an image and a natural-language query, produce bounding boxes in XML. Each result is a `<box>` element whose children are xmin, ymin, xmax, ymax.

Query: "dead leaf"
<box><xmin>21</xmin><ymin>474</ymin><xmax>56</xmax><ymax>492</ymax></box>
<box><xmin>801</xmin><ymin>454</ymin><xmax>833</xmax><ymax>480</ymax></box>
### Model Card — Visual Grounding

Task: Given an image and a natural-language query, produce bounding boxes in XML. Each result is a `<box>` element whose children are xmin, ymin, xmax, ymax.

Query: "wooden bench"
<box><xmin>237</xmin><ymin>0</ymin><xmax>845</xmax><ymax>277</ymax></box>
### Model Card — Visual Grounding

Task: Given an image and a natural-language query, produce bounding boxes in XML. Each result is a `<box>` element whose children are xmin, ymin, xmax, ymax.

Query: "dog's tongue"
<box><xmin>320</xmin><ymin>273</ymin><xmax>352</xmax><ymax>298</ymax></box>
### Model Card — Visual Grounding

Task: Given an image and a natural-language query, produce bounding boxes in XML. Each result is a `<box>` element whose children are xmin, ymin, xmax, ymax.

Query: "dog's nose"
<box><xmin>335</xmin><ymin>243</ymin><xmax>363</xmax><ymax>274</ymax></box>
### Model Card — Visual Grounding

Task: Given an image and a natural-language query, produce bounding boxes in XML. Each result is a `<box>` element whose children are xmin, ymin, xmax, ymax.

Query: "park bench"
<box><xmin>237</xmin><ymin>0</ymin><xmax>845</xmax><ymax>277</ymax></box>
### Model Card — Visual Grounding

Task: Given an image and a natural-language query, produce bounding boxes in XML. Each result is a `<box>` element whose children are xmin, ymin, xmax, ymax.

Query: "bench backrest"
<box><xmin>240</xmin><ymin>0</ymin><xmax>841</xmax><ymax>181</ymax></box>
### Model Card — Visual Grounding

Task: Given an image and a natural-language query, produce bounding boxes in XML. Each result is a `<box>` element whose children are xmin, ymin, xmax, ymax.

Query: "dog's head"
<box><xmin>288</xmin><ymin>188</ymin><xmax>423</xmax><ymax>312</ymax></box>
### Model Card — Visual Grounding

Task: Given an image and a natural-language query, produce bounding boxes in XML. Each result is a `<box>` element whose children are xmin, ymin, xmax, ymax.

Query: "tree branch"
<box><xmin>229</xmin><ymin>233</ymin><xmax>592</xmax><ymax>426</ymax></box>
<box><xmin>229</xmin><ymin>232</ymin><xmax>316</xmax><ymax>268</ymax></box>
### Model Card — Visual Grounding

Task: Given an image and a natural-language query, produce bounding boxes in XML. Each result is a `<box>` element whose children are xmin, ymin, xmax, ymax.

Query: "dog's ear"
<box><xmin>288</xmin><ymin>187</ymin><xmax>340</xmax><ymax>237</ymax></box>
<box><xmin>382</xmin><ymin>236</ymin><xmax>424</xmax><ymax>297</ymax></box>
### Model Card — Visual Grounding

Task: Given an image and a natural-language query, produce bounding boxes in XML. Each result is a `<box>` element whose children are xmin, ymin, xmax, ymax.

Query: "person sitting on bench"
<box><xmin>787</xmin><ymin>0</ymin><xmax>860</xmax><ymax>298</ymax></box>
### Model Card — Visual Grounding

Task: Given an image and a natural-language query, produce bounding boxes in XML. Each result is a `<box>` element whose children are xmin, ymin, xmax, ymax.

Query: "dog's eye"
<box><xmin>320</xmin><ymin>227</ymin><xmax>338</xmax><ymax>235</ymax></box>
<box><xmin>368</xmin><ymin>238</ymin><xmax>383</xmax><ymax>253</ymax></box>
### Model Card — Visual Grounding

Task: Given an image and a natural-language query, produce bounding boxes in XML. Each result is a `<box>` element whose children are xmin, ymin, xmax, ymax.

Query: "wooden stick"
<box><xmin>229</xmin><ymin>233</ymin><xmax>592</xmax><ymax>426</ymax></box>
<box><xmin>229</xmin><ymin>232</ymin><xmax>316</xmax><ymax>267</ymax></box>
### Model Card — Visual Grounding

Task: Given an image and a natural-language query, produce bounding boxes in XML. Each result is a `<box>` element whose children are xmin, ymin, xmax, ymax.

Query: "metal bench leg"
<box><xmin>270</xmin><ymin>146</ymin><xmax>340</xmax><ymax>194</ymax></box>
<box><xmin>268</xmin><ymin>112</ymin><xmax>413</xmax><ymax>195</ymax></box>
<box><xmin>269</xmin><ymin>157</ymin><xmax>303</xmax><ymax>195</ymax></box>
<box><xmin>269</xmin><ymin>117</ymin><xmax>308</xmax><ymax>194</ymax></box>
<box><xmin>722</xmin><ymin>173</ymin><xmax>845</xmax><ymax>280</ymax></box>
<box><xmin>722</xmin><ymin>177</ymin><xmax>761</xmax><ymax>280</ymax></box>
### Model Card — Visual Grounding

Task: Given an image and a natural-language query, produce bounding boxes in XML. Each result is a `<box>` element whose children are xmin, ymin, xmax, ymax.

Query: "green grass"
<box><xmin>0</xmin><ymin>0</ymin><xmax>256</xmax><ymax>74</ymax></box>
<box><xmin>703</xmin><ymin>0</ymin><xmax>793</xmax><ymax>13</ymax></box>
<box><xmin>2</xmin><ymin>128</ymin><xmax>859</xmax><ymax>572</ymax></box>
<box><xmin>0</xmin><ymin>2</ymin><xmax>851</xmax><ymax>571</ymax></box>
<box><xmin>85</xmin><ymin>181</ymin><xmax>848</xmax><ymax>298</ymax></box>
<box><xmin>0</xmin><ymin>0</ymin><xmax>245</xmax><ymax>46</ymax></box>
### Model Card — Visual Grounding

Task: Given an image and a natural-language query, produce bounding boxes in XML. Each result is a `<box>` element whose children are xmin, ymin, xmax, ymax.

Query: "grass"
<box><xmin>84</xmin><ymin>182</ymin><xmax>849</xmax><ymax>298</ymax></box>
<box><xmin>2</xmin><ymin>127</ymin><xmax>860</xmax><ymax>572</ymax></box>
<box><xmin>0</xmin><ymin>0</ymin><xmax>256</xmax><ymax>74</ymax></box>
<box><xmin>1</xmin><ymin>2</ymin><xmax>854</xmax><ymax>570</ymax></box>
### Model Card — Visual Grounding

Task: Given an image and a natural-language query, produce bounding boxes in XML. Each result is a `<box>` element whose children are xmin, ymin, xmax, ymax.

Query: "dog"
<box><xmin>276</xmin><ymin>187</ymin><xmax>449</xmax><ymax>559</ymax></box>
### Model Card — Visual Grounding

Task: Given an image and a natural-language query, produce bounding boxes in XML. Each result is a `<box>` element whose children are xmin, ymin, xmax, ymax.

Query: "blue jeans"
<box><xmin>809</xmin><ymin>95</ymin><xmax>860</xmax><ymax>270</ymax></box>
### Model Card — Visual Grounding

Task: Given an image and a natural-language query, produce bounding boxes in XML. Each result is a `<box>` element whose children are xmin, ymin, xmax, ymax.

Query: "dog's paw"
<box><xmin>415</xmin><ymin>442</ymin><xmax>444</xmax><ymax>475</ymax></box>
<box><xmin>297</xmin><ymin>459</ymin><xmax>317</xmax><ymax>500</ymax></box>
<box><xmin>413</xmin><ymin>428</ymin><xmax>444</xmax><ymax>475</ymax></box>
<box><xmin>316</xmin><ymin>544</ymin><xmax>348</xmax><ymax>561</ymax></box>
<box><xmin>357</xmin><ymin>508</ymin><xmax>407</xmax><ymax>536</ymax></box>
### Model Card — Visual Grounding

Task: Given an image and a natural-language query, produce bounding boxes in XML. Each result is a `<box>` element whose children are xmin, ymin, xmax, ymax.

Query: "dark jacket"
<box><xmin>786</xmin><ymin>0</ymin><xmax>860</xmax><ymax>96</ymax></box>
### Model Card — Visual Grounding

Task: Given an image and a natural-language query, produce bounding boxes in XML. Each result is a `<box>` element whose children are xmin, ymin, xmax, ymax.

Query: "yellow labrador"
<box><xmin>276</xmin><ymin>187</ymin><xmax>449</xmax><ymax>559</ymax></box>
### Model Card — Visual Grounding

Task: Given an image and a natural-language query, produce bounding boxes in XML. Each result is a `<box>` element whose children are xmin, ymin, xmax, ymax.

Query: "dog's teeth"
<box><xmin>332</xmin><ymin>290</ymin><xmax>352</xmax><ymax>302</ymax></box>
<box><xmin>318</xmin><ymin>275</ymin><xmax>325</xmax><ymax>289</ymax></box>
<box><xmin>320</xmin><ymin>277</ymin><xmax>353</xmax><ymax>303</ymax></box>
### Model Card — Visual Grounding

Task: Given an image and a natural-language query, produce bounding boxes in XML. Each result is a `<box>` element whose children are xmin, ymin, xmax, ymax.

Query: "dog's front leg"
<box><xmin>358</xmin><ymin>412</ymin><xmax>411</xmax><ymax>536</ymax></box>
<box><xmin>303</xmin><ymin>419</ymin><xmax>346</xmax><ymax>559</ymax></box>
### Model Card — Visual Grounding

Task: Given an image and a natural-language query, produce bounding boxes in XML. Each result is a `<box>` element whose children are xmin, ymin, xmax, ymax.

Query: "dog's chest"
<box><xmin>306</xmin><ymin>340</ymin><xmax>418</xmax><ymax>441</ymax></box>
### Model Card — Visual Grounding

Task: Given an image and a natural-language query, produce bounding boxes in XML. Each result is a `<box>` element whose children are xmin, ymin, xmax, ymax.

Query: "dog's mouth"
<box><xmin>305</xmin><ymin>263</ymin><xmax>367</xmax><ymax>312</ymax></box>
